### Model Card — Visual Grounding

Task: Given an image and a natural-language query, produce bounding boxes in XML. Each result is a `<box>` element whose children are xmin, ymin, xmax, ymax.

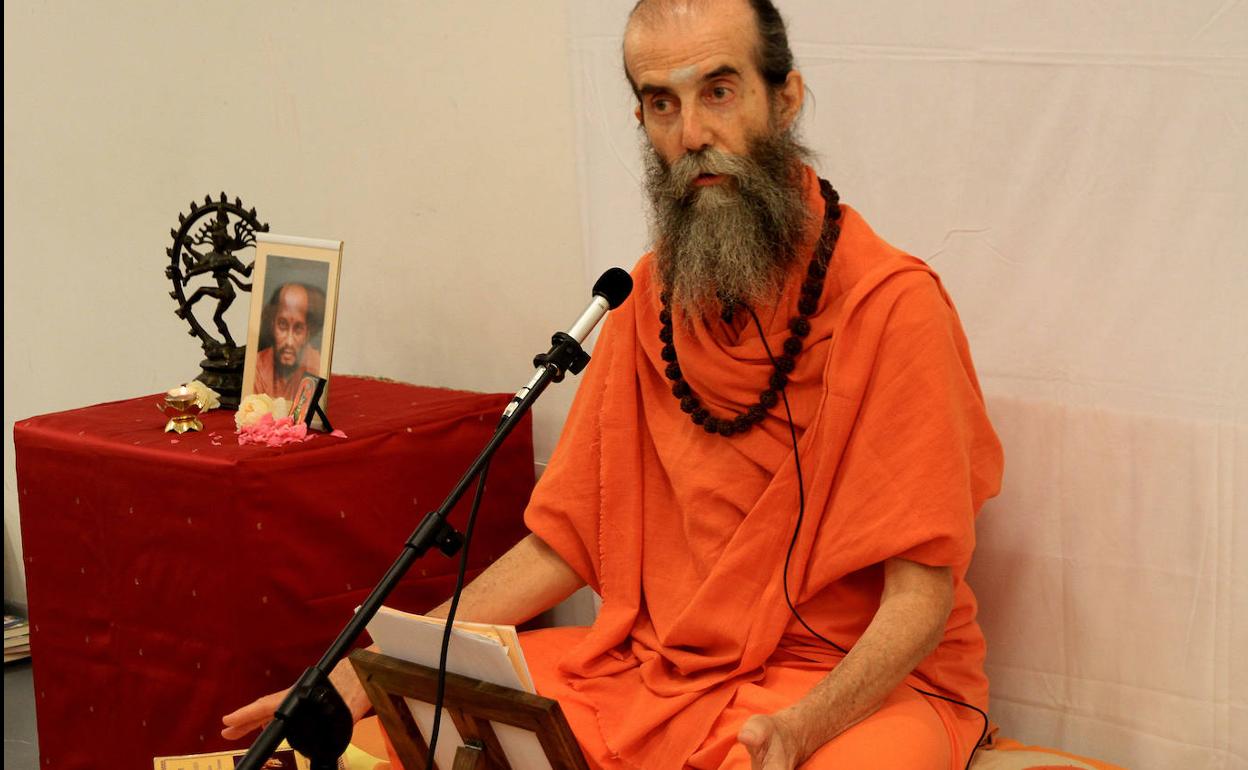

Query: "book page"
<box><xmin>365</xmin><ymin>606</ymin><xmax>551</xmax><ymax>770</ymax></box>
<box><xmin>152</xmin><ymin>743</ymin><xmax>327</xmax><ymax>770</ymax></box>
<box><xmin>366</xmin><ymin>607</ymin><xmax>527</xmax><ymax>690</ymax></box>
<box><xmin>403</xmin><ymin>616</ymin><xmax>534</xmax><ymax>693</ymax></box>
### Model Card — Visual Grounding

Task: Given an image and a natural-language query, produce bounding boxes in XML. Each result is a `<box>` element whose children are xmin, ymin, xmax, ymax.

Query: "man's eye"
<box><xmin>651</xmin><ymin>97</ymin><xmax>674</xmax><ymax>114</ymax></box>
<box><xmin>709</xmin><ymin>86</ymin><xmax>732</xmax><ymax>102</ymax></box>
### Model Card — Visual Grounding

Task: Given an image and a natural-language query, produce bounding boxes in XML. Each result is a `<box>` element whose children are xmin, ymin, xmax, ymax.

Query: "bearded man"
<box><xmin>252</xmin><ymin>282</ymin><xmax>324</xmax><ymax>402</ymax></box>
<box><xmin>224</xmin><ymin>1</ymin><xmax>1003</xmax><ymax>768</ymax></box>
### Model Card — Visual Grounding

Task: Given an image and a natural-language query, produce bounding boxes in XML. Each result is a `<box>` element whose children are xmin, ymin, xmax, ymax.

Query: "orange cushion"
<box><xmin>970</xmin><ymin>737</ymin><xmax>1127</xmax><ymax>770</ymax></box>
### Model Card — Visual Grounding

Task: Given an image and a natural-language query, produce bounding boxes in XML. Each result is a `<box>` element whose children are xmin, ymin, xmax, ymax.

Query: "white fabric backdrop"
<box><xmin>567</xmin><ymin>3</ymin><xmax>1247</xmax><ymax>768</ymax></box>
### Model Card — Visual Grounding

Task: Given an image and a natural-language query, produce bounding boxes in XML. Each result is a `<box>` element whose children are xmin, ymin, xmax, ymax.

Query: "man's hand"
<box><xmin>737</xmin><ymin>559</ymin><xmax>953</xmax><ymax>767</ymax></box>
<box><xmin>220</xmin><ymin>653</ymin><xmax>372</xmax><ymax>741</ymax></box>
<box><xmin>738</xmin><ymin>711</ymin><xmax>811</xmax><ymax>770</ymax></box>
<box><xmin>221</xmin><ymin>687</ymin><xmax>288</xmax><ymax>740</ymax></box>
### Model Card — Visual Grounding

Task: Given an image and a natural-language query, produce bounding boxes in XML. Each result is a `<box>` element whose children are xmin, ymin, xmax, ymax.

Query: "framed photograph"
<box><xmin>289</xmin><ymin>374</ymin><xmax>328</xmax><ymax>429</ymax></box>
<box><xmin>242</xmin><ymin>234</ymin><xmax>343</xmax><ymax>430</ymax></box>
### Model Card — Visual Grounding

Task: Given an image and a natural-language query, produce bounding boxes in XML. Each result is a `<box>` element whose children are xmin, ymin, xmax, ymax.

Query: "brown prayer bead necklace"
<box><xmin>659</xmin><ymin>178</ymin><xmax>842</xmax><ymax>436</ymax></box>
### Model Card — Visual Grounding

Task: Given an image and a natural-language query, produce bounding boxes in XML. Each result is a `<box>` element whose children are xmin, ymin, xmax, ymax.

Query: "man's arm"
<box><xmin>425</xmin><ymin>532</ymin><xmax>587</xmax><ymax>622</ymax></box>
<box><xmin>738</xmin><ymin>557</ymin><xmax>954</xmax><ymax>769</ymax></box>
<box><xmin>222</xmin><ymin>533</ymin><xmax>584</xmax><ymax>740</ymax></box>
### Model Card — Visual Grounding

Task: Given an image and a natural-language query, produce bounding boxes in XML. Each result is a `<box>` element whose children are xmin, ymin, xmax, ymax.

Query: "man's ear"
<box><xmin>776</xmin><ymin>70</ymin><xmax>805</xmax><ymax>129</ymax></box>
<box><xmin>635</xmin><ymin>104</ymin><xmax>645</xmax><ymax>126</ymax></box>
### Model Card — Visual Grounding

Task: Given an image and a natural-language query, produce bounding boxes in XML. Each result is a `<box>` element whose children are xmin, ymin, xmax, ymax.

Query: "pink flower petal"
<box><xmin>233</xmin><ymin>414</ymin><xmax>320</xmax><ymax>447</ymax></box>
<box><xmin>330</xmin><ymin>430</ymin><xmax>348</xmax><ymax>438</ymax></box>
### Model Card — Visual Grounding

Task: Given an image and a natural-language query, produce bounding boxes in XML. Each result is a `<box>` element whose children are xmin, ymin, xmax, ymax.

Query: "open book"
<box><xmin>365</xmin><ymin>606</ymin><xmax>551</xmax><ymax>770</ymax></box>
<box><xmin>152</xmin><ymin>742</ymin><xmax>324</xmax><ymax>770</ymax></box>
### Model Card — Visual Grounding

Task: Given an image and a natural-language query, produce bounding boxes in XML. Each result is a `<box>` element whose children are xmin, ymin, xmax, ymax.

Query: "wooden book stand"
<box><xmin>349</xmin><ymin>649</ymin><xmax>589</xmax><ymax>770</ymax></box>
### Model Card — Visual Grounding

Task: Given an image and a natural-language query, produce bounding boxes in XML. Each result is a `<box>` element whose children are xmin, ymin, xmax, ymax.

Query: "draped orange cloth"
<box><xmin>522</xmin><ymin>167</ymin><xmax>1004</xmax><ymax>769</ymax></box>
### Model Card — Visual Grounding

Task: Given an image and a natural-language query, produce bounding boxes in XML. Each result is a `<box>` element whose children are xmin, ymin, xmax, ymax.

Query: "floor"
<box><xmin>4</xmin><ymin>659</ymin><xmax>39</xmax><ymax>769</ymax></box>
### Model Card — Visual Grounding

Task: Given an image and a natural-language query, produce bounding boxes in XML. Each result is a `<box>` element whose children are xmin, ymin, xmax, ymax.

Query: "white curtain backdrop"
<box><xmin>566</xmin><ymin>3</ymin><xmax>1247</xmax><ymax>768</ymax></box>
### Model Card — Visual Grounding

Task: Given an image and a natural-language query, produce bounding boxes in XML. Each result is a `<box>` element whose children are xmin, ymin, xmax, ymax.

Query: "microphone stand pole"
<box><xmin>235</xmin><ymin>332</ymin><xmax>592</xmax><ymax>770</ymax></box>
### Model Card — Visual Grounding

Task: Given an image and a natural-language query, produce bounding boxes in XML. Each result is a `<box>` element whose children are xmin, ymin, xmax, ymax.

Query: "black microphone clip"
<box><xmin>533</xmin><ymin>331</ymin><xmax>591</xmax><ymax>383</ymax></box>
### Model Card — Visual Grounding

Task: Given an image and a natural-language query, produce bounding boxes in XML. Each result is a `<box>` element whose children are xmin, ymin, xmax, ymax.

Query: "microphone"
<box><xmin>565</xmin><ymin>267</ymin><xmax>634</xmax><ymax>343</ymax></box>
<box><xmin>503</xmin><ymin>268</ymin><xmax>633</xmax><ymax>419</ymax></box>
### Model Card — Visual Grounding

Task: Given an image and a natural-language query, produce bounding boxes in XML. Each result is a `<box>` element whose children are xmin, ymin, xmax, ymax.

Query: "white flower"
<box><xmin>185</xmin><ymin>381</ymin><xmax>221</xmax><ymax>411</ymax></box>
<box><xmin>236</xmin><ymin>393</ymin><xmax>274</xmax><ymax>428</ymax></box>
<box><xmin>235</xmin><ymin>394</ymin><xmax>292</xmax><ymax>429</ymax></box>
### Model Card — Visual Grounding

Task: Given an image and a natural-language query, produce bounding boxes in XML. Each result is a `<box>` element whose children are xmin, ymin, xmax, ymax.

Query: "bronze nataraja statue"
<box><xmin>166</xmin><ymin>193</ymin><xmax>269</xmax><ymax>408</ymax></box>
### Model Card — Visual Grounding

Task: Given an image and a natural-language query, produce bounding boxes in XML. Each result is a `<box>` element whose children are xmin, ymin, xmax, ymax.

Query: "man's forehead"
<box><xmin>624</xmin><ymin>0</ymin><xmax>758</xmax><ymax>88</ymax></box>
<box><xmin>668</xmin><ymin>65</ymin><xmax>700</xmax><ymax>85</ymax></box>
<box><xmin>278</xmin><ymin>284</ymin><xmax>309</xmax><ymax>310</ymax></box>
<box><xmin>627</xmin><ymin>0</ymin><xmax>751</xmax><ymax>32</ymax></box>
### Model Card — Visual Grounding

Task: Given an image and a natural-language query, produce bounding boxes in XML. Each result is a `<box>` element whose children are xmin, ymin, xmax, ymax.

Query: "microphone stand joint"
<box><xmin>533</xmin><ymin>332</ymin><xmax>591</xmax><ymax>383</ymax></box>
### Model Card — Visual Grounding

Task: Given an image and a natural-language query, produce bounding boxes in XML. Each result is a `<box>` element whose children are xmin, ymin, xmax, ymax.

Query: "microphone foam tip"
<box><xmin>593</xmin><ymin>268</ymin><xmax>633</xmax><ymax>309</ymax></box>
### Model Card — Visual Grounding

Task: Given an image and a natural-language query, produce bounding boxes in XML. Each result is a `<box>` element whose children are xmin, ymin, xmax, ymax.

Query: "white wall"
<box><xmin>3</xmin><ymin>2</ymin><xmax>588</xmax><ymax>606</ymax></box>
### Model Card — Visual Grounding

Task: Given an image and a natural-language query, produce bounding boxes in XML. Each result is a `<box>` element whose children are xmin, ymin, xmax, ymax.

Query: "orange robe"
<box><xmin>521</xmin><ymin>167</ymin><xmax>1004</xmax><ymax>769</ymax></box>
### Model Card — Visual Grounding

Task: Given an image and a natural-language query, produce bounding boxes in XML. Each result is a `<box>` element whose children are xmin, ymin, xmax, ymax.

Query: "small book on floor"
<box><xmin>152</xmin><ymin>741</ymin><xmax>341</xmax><ymax>770</ymax></box>
<box><xmin>365</xmin><ymin>606</ymin><xmax>547</xmax><ymax>769</ymax></box>
<box><xmin>4</xmin><ymin>615</ymin><xmax>30</xmax><ymax>663</ymax></box>
<box><xmin>154</xmin><ymin>744</ymin><xmax>293</xmax><ymax>770</ymax></box>
<box><xmin>4</xmin><ymin>614</ymin><xmax>29</xmax><ymax>634</ymax></box>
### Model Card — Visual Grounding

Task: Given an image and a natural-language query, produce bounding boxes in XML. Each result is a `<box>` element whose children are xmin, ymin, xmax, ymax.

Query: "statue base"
<box><xmin>196</xmin><ymin>347</ymin><xmax>246</xmax><ymax>409</ymax></box>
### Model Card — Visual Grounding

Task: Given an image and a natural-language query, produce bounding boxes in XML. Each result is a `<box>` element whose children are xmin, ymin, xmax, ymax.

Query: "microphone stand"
<box><xmin>235</xmin><ymin>332</ymin><xmax>593</xmax><ymax>770</ymax></box>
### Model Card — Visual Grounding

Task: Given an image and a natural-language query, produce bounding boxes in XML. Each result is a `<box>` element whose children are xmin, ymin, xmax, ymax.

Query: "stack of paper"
<box><xmin>366</xmin><ymin>606</ymin><xmax>551</xmax><ymax>770</ymax></box>
<box><xmin>4</xmin><ymin>614</ymin><xmax>30</xmax><ymax>663</ymax></box>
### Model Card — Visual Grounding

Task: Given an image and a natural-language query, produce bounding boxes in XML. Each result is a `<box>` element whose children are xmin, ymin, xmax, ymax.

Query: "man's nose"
<box><xmin>680</xmin><ymin>104</ymin><xmax>714</xmax><ymax>153</ymax></box>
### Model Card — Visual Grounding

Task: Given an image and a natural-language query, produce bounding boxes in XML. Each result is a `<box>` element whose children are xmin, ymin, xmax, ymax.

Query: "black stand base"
<box><xmin>303</xmin><ymin>376</ymin><xmax>333</xmax><ymax>433</ymax></box>
<box><xmin>312</xmin><ymin>404</ymin><xmax>332</xmax><ymax>433</ymax></box>
<box><xmin>197</xmin><ymin>348</ymin><xmax>246</xmax><ymax>408</ymax></box>
<box><xmin>282</xmin><ymin>670</ymin><xmax>353</xmax><ymax>770</ymax></box>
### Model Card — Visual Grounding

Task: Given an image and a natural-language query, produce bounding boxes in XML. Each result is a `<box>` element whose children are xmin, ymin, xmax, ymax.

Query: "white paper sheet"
<box><xmin>365</xmin><ymin>607</ymin><xmax>552</xmax><ymax>770</ymax></box>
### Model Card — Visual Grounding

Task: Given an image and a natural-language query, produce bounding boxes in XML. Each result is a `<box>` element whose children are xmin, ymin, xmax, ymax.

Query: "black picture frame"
<box><xmin>290</xmin><ymin>374</ymin><xmax>332</xmax><ymax>432</ymax></box>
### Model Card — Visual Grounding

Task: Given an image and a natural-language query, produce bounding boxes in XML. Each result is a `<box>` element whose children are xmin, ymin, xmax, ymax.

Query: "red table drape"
<box><xmin>13</xmin><ymin>375</ymin><xmax>535</xmax><ymax>769</ymax></box>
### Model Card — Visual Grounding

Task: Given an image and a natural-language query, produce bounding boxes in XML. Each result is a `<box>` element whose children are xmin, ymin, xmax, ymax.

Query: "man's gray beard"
<box><xmin>644</xmin><ymin>129</ymin><xmax>813</xmax><ymax>316</ymax></box>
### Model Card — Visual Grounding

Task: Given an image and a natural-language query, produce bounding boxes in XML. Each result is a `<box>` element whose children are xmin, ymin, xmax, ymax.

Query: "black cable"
<box><xmin>743</xmin><ymin>303</ymin><xmax>989</xmax><ymax>770</ymax></box>
<box><xmin>424</xmin><ymin>455</ymin><xmax>492</xmax><ymax>770</ymax></box>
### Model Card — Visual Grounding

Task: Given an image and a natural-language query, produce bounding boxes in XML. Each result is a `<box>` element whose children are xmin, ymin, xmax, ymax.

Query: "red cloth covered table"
<box><xmin>13</xmin><ymin>375</ymin><xmax>535</xmax><ymax>769</ymax></box>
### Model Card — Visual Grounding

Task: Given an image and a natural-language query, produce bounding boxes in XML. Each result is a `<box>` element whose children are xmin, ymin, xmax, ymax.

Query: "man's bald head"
<box><xmin>624</xmin><ymin>0</ymin><xmax>795</xmax><ymax>98</ymax></box>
